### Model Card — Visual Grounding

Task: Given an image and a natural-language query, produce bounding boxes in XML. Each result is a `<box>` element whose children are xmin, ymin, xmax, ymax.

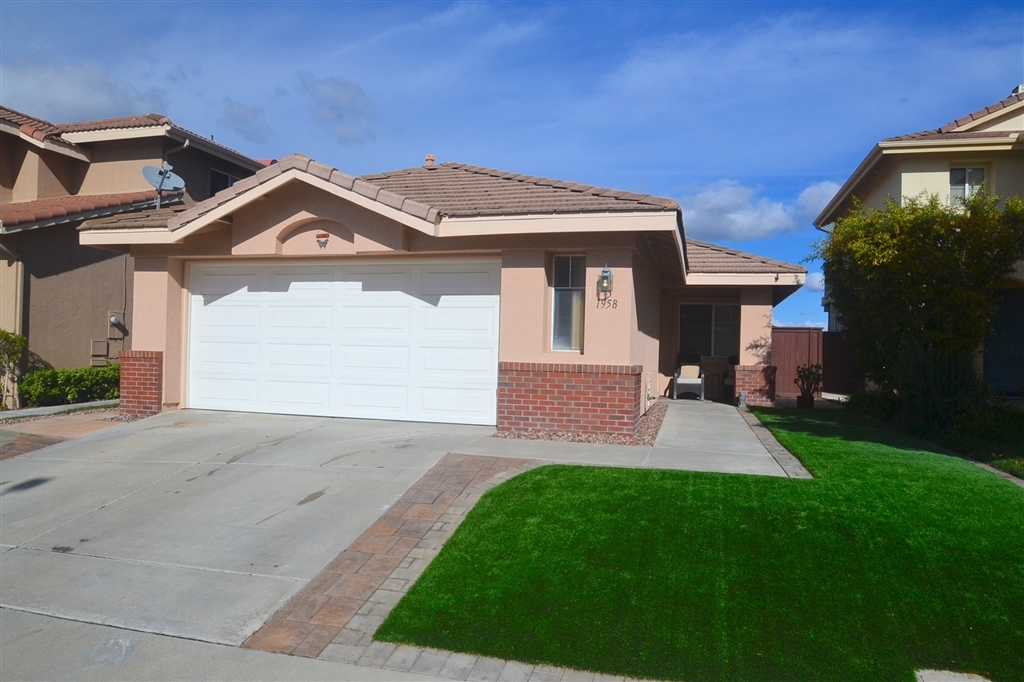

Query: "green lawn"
<box><xmin>376</xmin><ymin>409</ymin><xmax>1024</xmax><ymax>682</ymax></box>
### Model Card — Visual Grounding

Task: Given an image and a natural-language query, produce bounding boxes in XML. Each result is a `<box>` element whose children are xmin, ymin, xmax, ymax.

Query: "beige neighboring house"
<box><xmin>0</xmin><ymin>106</ymin><xmax>265</xmax><ymax>405</ymax></box>
<box><xmin>81</xmin><ymin>154</ymin><xmax>804</xmax><ymax>433</ymax></box>
<box><xmin>815</xmin><ymin>85</ymin><xmax>1024</xmax><ymax>394</ymax></box>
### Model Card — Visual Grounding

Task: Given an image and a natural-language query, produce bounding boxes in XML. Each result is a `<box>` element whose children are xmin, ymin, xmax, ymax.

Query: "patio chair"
<box><xmin>673</xmin><ymin>364</ymin><xmax>705</xmax><ymax>400</ymax></box>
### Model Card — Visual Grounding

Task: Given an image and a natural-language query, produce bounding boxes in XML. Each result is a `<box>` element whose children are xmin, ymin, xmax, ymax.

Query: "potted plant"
<box><xmin>794</xmin><ymin>363</ymin><xmax>822</xmax><ymax>409</ymax></box>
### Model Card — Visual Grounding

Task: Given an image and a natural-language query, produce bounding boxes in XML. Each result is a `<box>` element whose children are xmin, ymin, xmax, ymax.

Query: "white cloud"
<box><xmin>679</xmin><ymin>180</ymin><xmax>796</xmax><ymax>241</ymax></box>
<box><xmin>219</xmin><ymin>100</ymin><xmax>273</xmax><ymax>143</ymax></box>
<box><xmin>803</xmin><ymin>272</ymin><xmax>825</xmax><ymax>292</ymax></box>
<box><xmin>298</xmin><ymin>72</ymin><xmax>377</xmax><ymax>144</ymax></box>
<box><xmin>0</xmin><ymin>62</ymin><xmax>165</xmax><ymax>122</ymax></box>
<box><xmin>795</xmin><ymin>181</ymin><xmax>840</xmax><ymax>220</ymax></box>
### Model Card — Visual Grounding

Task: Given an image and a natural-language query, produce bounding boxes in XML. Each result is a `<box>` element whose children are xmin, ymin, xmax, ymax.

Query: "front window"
<box><xmin>552</xmin><ymin>255</ymin><xmax>585</xmax><ymax>351</ymax></box>
<box><xmin>678</xmin><ymin>304</ymin><xmax>740</xmax><ymax>361</ymax></box>
<box><xmin>949</xmin><ymin>167</ymin><xmax>985</xmax><ymax>204</ymax></box>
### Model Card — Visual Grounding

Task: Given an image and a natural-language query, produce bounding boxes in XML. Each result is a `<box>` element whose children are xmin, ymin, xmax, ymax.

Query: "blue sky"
<box><xmin>2</xmin><ymin>1</ymin><xmax>1022</xmax><ymax>326</ymax></box>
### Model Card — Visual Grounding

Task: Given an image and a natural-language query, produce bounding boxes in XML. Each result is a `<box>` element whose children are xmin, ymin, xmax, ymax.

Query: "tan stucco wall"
<box><xmin>0</xmin><ymin>252</ymin><xmax>23</xmax><ymax>334</ymax></box>
<box><xmin>131</xmin><ymin>256</ymin><xmax>185</xmax><ymax>408</ymax></box>
<box><xmin>2</xmin><ymin>224</ymin><xmax>132</xmax><ymax>369</ymax></box>
<box><xmin>896</xmin><ymin>152</ymin><xmax>1024</xmax><ymax>205</ymax></box>
<box><xmin>77</xmin><ymin>138</ymin><xmax>162</xmax><ymax>196</ymax></box>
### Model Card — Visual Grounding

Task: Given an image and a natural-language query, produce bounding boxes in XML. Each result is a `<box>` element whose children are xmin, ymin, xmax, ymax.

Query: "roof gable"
<box><xmin>885</xmin><ymin>89</ymin><xmax>1024</xmax><ymax>141</ymax></box>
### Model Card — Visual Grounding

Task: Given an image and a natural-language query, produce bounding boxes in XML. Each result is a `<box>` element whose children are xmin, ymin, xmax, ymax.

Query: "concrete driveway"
<box><xmin>0</xmin><ymin>410</ymin><xmax>492</xmax><ymax>647</ymax></box>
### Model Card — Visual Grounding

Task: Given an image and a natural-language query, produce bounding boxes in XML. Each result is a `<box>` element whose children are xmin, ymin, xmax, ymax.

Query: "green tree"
<box><xmin>814</xmin><ymin>192</ymin><xmax>1024</xmax><ymax>428</ymax></box>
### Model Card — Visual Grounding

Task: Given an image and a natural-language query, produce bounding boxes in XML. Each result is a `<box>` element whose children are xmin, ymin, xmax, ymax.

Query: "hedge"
<box><xmin>20</xmin><ymin>364</ymin><xmax>120</xmax><ymax>407</ymax></box>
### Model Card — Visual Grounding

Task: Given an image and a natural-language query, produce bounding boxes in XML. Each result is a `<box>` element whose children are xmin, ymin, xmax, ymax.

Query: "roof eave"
<box><xmin>814</xmin><ymin>145</ymin><xmax>883</xmax><ymax>228</ymax></box>
<box><xmin>0</xmin><ymin>120</ymin><xmax>91</xmax><ymax>162</ymax></box>
<box><xmin>1</xmin><ymin>196</ymin><xmax>183</xmax><ymax>235</ymax></box>
<box><xmin>166</xmin><ymin>128</ymin><xmax>265</xmax><ymax>173</ymax></box>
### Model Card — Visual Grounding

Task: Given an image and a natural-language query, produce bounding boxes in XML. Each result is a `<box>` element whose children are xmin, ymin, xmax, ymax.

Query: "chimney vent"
<box><xmin>425</xmin><ymin>154</ymin><xmax>435</xmax><ymax>168</ymax></box>
<box><xmin>1013</xmin><ymin>84</ymin><xmax>1024</xmax><ymax>96</ymax></box>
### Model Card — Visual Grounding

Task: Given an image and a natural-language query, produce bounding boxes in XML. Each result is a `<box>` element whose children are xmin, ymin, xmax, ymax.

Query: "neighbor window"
<box><xmin>949</xmin><ymin>167</ymin><xmax>985</xmax><ymax>204</ymax></box>
<box><xmin>678</xmin><ymin>304</ymin><xmax>740</xmax><ymax>360</ymax></box>
<box><xmin>210</xmin><ymin>169</ymin><xmax>239</xmax><ymax>196</ymax></box>
<box><xmin>552</xmin><ymin>255</ymin><xmax>585</xmax><ymax>351</ymax></box>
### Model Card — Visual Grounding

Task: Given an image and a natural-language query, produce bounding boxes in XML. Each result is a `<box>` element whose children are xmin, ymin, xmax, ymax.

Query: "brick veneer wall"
<box><xmin>497</xmin><ymin>362</ymin><xmax>643</xmax><ymax>435</ymax></box>
<box><xmin>735</xmin><ymin>365</ymin><xmax>777</xmax><ymax>407</ymax></box>
<box><xmin>119</xmin><ymin>350</ymin><xmax>163</xmax><ymax>417</ymax></box>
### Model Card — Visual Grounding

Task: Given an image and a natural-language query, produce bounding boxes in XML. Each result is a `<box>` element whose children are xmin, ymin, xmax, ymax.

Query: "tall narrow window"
<box><xmin>552</xmin><ymin>255</ymin><xmax>585</xmax><ymax>351</ymax></box>
<box><xmin>949</xmin><ymin>167</ymin><xmax>985</xmax><ymax>204</ymax></box>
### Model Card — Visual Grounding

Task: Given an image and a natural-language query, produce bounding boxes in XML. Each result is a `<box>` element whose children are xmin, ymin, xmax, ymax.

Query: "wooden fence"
<box><xmin>770</xmin><ymin>327</ymin><xmax>823</xmax><ymax>398</ymax></box>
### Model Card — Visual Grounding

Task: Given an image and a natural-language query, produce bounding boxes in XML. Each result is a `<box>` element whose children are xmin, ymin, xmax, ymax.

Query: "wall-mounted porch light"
<box><xmin>598</xmin><ymin>264</ymin><xmax>613</xmax><ymax>296</ymax></box>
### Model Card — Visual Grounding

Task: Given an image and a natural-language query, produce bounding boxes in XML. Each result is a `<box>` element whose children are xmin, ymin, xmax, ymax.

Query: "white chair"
<box><xmin>673</xmin><ymin>364</ymin><xmax>704</xmax><ymax>400</ymax></box>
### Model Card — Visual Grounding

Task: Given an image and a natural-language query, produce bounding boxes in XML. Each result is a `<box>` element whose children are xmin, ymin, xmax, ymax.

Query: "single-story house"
<box><xmin>81</xmin><ymin>154</ymin><xmax>805</xmax><ymax>433</ymax></box>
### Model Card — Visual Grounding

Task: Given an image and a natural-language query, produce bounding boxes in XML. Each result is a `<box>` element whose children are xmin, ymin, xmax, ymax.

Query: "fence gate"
<box><xmin>771</xmin><ymin>327</ymin><xmax>823</xmax><ymax>398</ymax></box>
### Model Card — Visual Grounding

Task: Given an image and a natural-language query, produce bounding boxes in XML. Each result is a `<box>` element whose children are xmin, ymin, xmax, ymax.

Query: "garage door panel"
<box><xmin>419</xmin><ymin>347</ymin><xmax>495</xmax><ymax>377</ymax></box>
<box><xmin>421</xmin><ymin>306</ymin><xmax>496</xmax><ymax>335</ymax></box>
<box><xmin>267</xmin><ymin>343</ymin><xmax>332</xmax><ymax>370</ymax></box>
<box><xmin>196</xmin><ymin>305</ymin><xmax>260</xmax><ymax>331</ymax></box>
<box><xmin>342</xmin><ymin>306</ymin><xmax>411</xmax><ymax>333</ymax></box>
<box><xmin>415</xmin><ymin>386</ymin><xmax>495</xmax><ymax>421</ymax></box>
<box><xmin>421</xmin><ymin>267</ymin><xmax>497</xmax><ymax>296</ymax></box>
<box><xmin>269</xmin><ymin>305</ymin><xmax>332</xmax><ymax>331</ymax></box>
<box><xmin>339</xmin><ymin>346</ymin><xmax>409</xmax><ymax>372</ymax></box>
<box><xmin>192</xmin><ymin>341</ymin><xmax>261</xmax><ymax>370</ymax></box>
<box><xmin>338</xmin><ymin>383</ymin><xmax>409</xmax><ymax>412</ymax></box>
<box><xmin>192</xmin><ymin>377</ymin><xmax>259</xmax><ymax>408</ymax></box>
<box><xmin>189</xmin><ymin>260</ymin><xmax>499</xmax><ymax>425</ymax></box>
<box><xmin>266</xmin><ymin>381</ymin><xmax>331</xmax><ymax>413</ymax></box>
<box><xmin>268</xmin><ymin>269</ymin><xmax>333</xmax><ymax>294</ymax></box>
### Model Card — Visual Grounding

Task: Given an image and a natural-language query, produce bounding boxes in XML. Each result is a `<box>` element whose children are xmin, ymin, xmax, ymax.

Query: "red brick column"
<box><xmin>119</xmin><ymin>350</ymin><xmax>163</xmax><ymax>417</ymax></box>
<box><xmin>497</xmin><ymin>363</ymin><xmax>643</xmax><ymax>435</ymax></box>
<box><xmin>735</xmin><ymin>365</ymin><xmax>777</xmax><ymax>407</ymax></box>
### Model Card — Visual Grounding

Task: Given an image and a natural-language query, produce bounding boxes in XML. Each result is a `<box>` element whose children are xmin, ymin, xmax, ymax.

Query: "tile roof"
<box><xmin>685</xmin><ymin>239</ymin><xmax>805</xmax><ymax>274</ymax></box>
<box><xmin>885</xmin><ymin>90</ymin><xmax>1024</xmax><ymax>142</ymax></box>
<box><xmin>0</xmin><ymin>190</ymin><xmax>184</xmax><ymax>230</ymax></box>
<box><xmin>360</xmin><ymin>162</ymin><xmax>679</xmax><ymax>217</ymax></box>
<box><xmin>0</xmin><ymin>106</ymin><xmax>258</xmax><ymax>167</ymax></box>
<box><xmin>80</xmin><ymin>205</ymin><xmax>190</xmax><ymax>231</ymax></box>
<box><xmin>57</xmin><ymin>113</ymin><xmax>173</xmax><ymax>134</ymax></box>
<box><xmin>0</xmin><ymin>106</ymin><xmax>64</xmax><ymax>141</ymax></box>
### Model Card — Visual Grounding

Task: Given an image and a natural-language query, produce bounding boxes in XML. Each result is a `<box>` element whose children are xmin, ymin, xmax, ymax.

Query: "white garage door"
<box><xmin>187</xmin><ymin>260</ymin><xmax>501</xmax><ymax>425</ymax></box>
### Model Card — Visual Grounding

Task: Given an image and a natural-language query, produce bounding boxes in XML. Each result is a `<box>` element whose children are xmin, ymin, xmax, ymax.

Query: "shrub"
<box><xmin>20</xmin><ymin>364</ymin><xmax>120</xmax><ymax>407</ymax></box>
<box><xmin>0</xmin><ymin>329</ymin><xmax>27</xmax><ymax>409</ymax></box>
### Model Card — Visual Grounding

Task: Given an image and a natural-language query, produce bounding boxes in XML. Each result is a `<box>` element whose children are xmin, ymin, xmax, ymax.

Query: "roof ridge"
<box><xmin>435</xmin><ymin>161</ymin><xmax>678</xmax><ymax>209</ymax></box>
<box><xmin>885</xmin><ymin>90</ymin><xmax>1024</xmax><ymax>141</ymax></box>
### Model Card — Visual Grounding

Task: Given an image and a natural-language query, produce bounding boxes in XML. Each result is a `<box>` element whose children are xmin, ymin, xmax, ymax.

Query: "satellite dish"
<box><xmin>142</xmin><ymin>164</ymin><xmax>185</xmax><ymax>192</ymax></box>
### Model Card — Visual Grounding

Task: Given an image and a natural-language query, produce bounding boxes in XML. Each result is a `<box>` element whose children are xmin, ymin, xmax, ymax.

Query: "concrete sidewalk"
<box><xmin>456</xmin><ymin>400</ymin><xmax>796</xmax><ymax>478</ymax></box>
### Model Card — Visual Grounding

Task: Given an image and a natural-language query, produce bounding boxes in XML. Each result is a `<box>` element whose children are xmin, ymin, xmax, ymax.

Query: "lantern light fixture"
<box><xmin>598</xmin><ymin>264</ymin><xmax>613</xmax><ymax>294</ymax></box>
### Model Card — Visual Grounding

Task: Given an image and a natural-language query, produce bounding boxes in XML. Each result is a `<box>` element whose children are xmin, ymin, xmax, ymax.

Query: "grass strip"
<box><xmin>377</xmin><ymin>408</ymin><xmax>1024</xmax><ymax>682</ymax></box>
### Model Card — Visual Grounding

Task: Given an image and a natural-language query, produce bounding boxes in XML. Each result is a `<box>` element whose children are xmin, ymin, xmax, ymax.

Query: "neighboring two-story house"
<box><xmin>814</xmin><ymin>86</ymin><xmax>1024</xmax><ymax>394</ymax></box>
<box><xmin>0</xmin><ymin>107</ymin><xmax>264</xmax><ymax>404</ymax></box>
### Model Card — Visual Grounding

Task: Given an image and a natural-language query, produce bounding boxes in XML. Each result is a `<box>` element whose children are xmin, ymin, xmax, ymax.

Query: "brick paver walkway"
<box><xmin>244</xmin><ymin>453</ymin><xmax>538</xmax><ymax>661</ymax></box>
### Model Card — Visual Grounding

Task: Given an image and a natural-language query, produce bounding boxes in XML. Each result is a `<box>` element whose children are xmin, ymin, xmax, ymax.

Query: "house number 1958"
<box><xmin>596</xmin><ymin>299</ymin><xmax>617</xmax><ymax>309</ymax></box>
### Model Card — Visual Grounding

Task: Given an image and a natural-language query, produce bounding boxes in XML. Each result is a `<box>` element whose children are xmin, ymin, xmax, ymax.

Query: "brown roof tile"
<box><xmin>885</xmin><ymin>90</ymin><xmax>1024</xmax><ymax>142</ymax></box>
<box><xmin>0</xmin><ymin>106</ymin><xmax>63</xmax><ymax>139</ymax></box>
<box><xmin>685</xmin><ymin>239</ymin><xmax>805</xmax><ymax>275</ymax></box>
<box><xmin>80</xmin><ymin>205</ymin><xmax>190</xmax><ymax>231</ymax></box>
<box><xmin>1</xmin><ymin>190</ymin><xmax>184</xmax><ymax>230</ymax></box>
<box><xmin>359</xmin><ymin>162</ymin><xmax>679</xmax><ymax>218</ymax></box>
<box><xmin>56</xmin><ymin>113</ymin><xmax>172</xmax><ymax>134</ymax></box>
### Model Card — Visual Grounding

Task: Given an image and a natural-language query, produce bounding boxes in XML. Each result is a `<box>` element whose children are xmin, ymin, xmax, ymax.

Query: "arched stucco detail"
<box><xmin>279</xmin><ymin>217</ymin><xmax>356</xmax><ymax>256</ymax></box>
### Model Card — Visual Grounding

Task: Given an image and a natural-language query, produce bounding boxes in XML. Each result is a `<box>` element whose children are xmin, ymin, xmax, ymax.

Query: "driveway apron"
<box><xmin>0</xmin><ymin>409</ymin><xmax>491</xmax><ymax>645</ymax></box>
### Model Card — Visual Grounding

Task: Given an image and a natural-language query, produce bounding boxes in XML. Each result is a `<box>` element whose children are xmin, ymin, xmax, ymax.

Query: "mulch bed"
<box><xmin>491</xmin><ymin>400</ymin><xmax>668</xmax><ymax>447</ymax></box>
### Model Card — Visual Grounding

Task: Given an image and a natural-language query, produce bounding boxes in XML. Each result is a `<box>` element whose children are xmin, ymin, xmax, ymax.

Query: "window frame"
<box><xmin>209</xmin><ymin>168</ymin><xmax>239</xmax><ymax>198</ymax></box>
<box><xmin>949</xmin><ymin>165</ymin><xmax>987</xmax><ymax>205</ymax></box>
<box><xmin>677</xmin><ymin>303</ymin><xmax>740</xmax><ymax>362</ymax></box>
<box><xmin>551</xmin><ymin>254</ymin><xmax>586</xmax><ymax>352</ymax></box>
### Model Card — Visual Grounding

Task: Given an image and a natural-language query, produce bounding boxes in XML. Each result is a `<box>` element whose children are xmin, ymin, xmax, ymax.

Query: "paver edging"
<box><xmin>737</xmin><ymin>406</ymin><xmax>814</xmax><ymax>479</ymax></box>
